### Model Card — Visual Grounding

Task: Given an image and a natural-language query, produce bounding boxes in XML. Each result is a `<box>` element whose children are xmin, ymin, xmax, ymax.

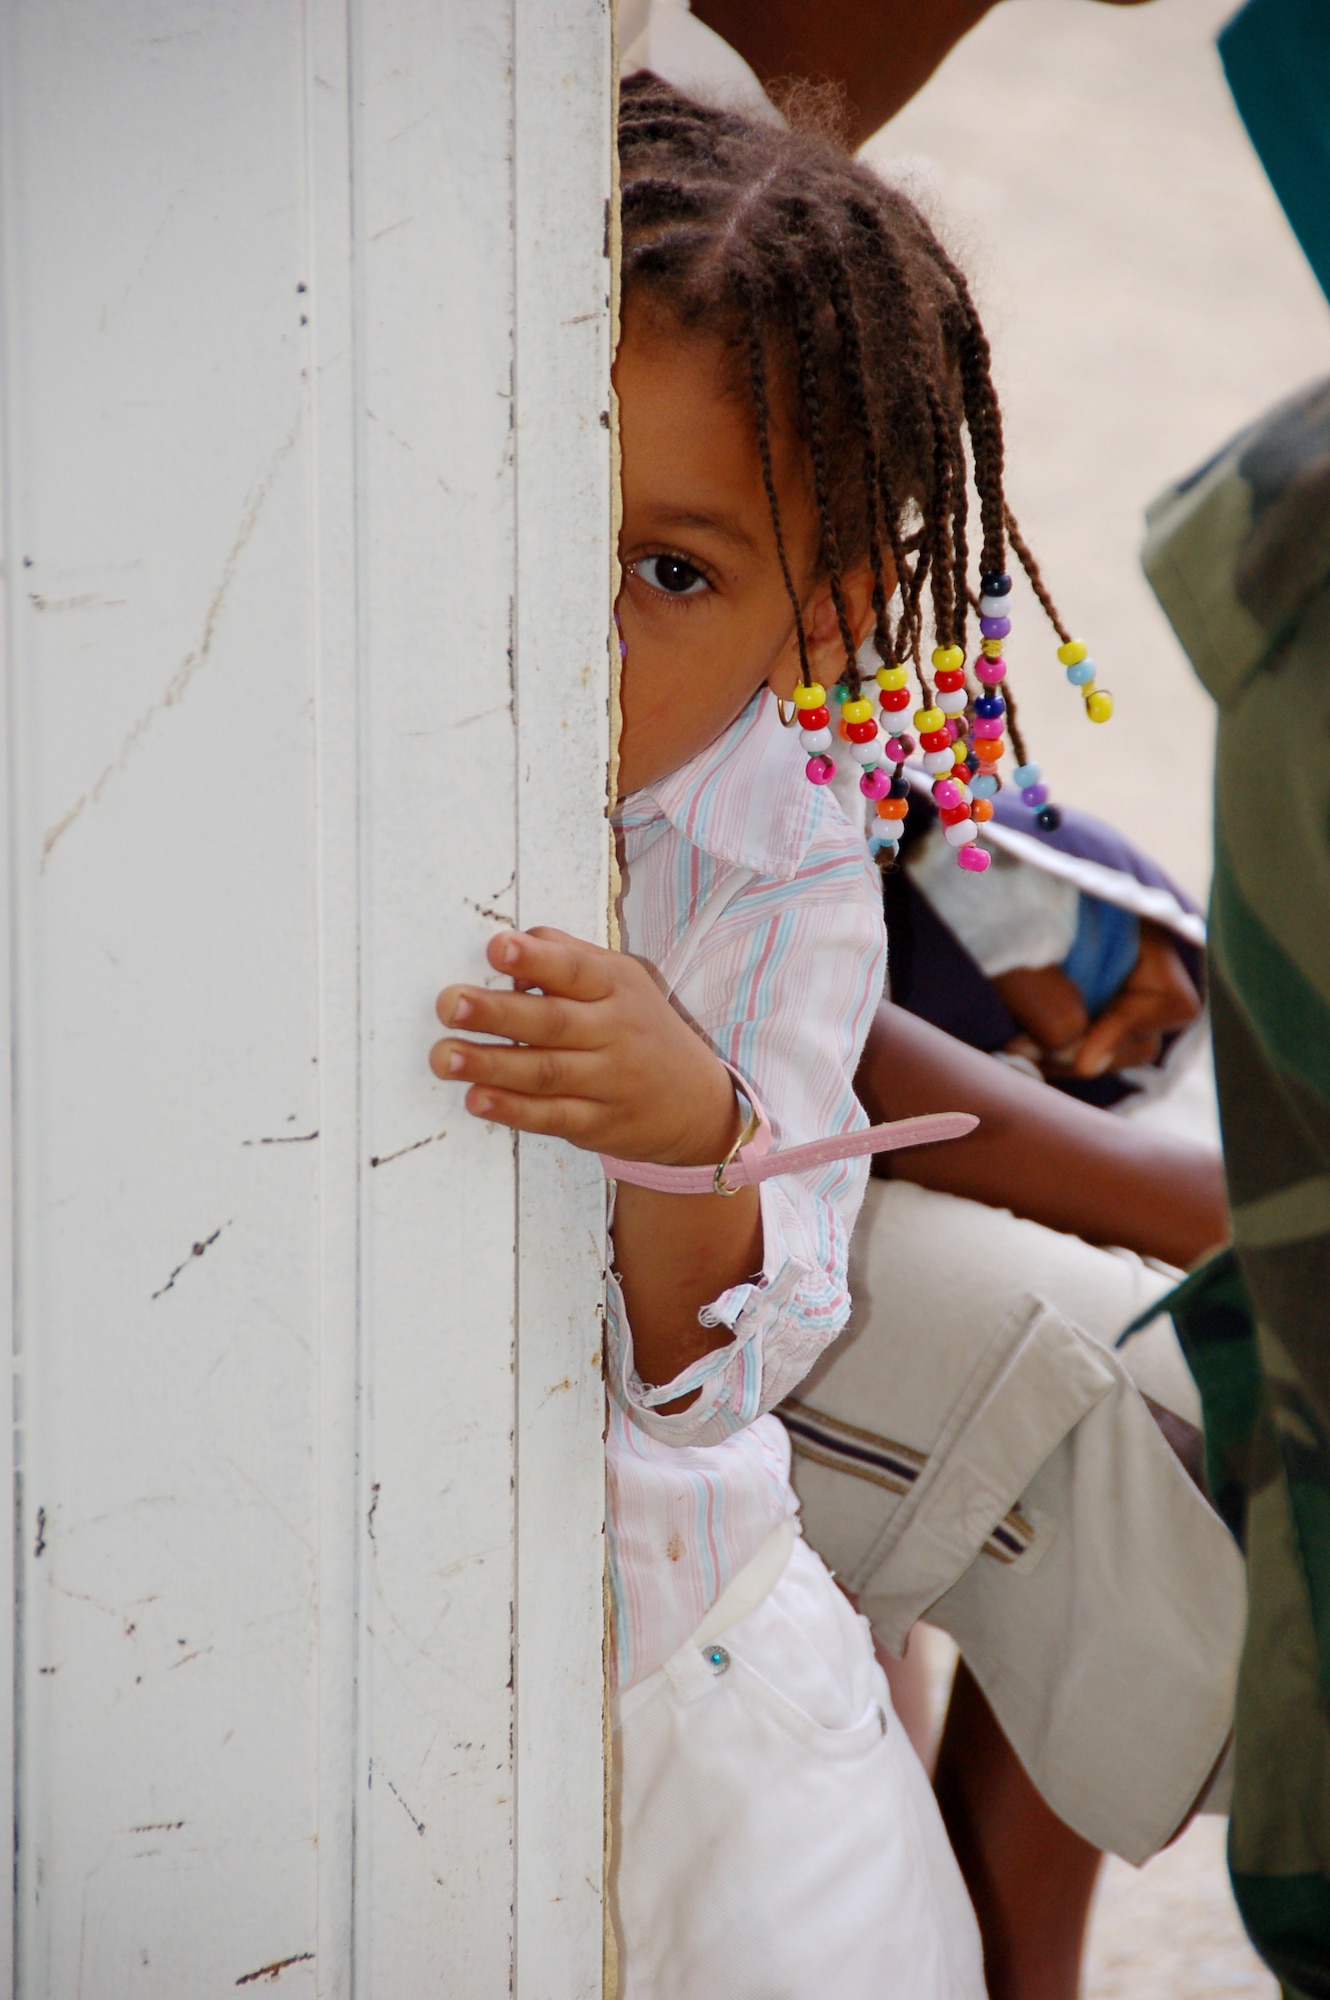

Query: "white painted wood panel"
<box><xmin>0</xmin><ymin>3</ymin><xmax>612</xmax><ymax>1993</ymax></box>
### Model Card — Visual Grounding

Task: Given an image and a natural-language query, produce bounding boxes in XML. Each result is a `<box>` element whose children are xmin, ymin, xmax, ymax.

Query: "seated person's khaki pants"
<box><xmin>785</xmin><ymin>1176</ymin><xmax>1247</xmax><ymax>1864</ymax></box>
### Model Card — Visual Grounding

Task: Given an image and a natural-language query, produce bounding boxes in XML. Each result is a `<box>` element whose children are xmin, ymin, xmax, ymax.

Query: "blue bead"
<box><xmin>890</xmin><ymin>774</ymin><xmax>910</xmax><ymax>798</ymax></box>
<box><xmin>1066</xmin><ymin>659</ymin><xmax>1096</xmax><ymax>687</ymax></box>
<box><xmin>980</xmin><ymin>571</ymin><xmax>1011</xmax><ymax>597</ymax></box>
<box><xmin>975</xmin><ymin>695</ymin><xmax>1006</xmax><ymax>720</ymax></box>
<box><xmin>970</xmin><ymin>772</ymin><xmax>998</xmax><ymax>799</ymax></box>
<box><xmin>1035</xmin><ymin>805</ymin><xmax>1062</xmax><ymax>832</ymax></box>
<box><xmin>1012</xmin><ymin>761</ymin><xmax>1042</xmax><ymax>787</ymax></box>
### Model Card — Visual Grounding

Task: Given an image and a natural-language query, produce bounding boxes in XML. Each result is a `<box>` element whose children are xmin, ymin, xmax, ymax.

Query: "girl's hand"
<box><xmin>431</xmin><ymin>927</ymin><xmax>743</xmax><ymax>1167</ymax></box>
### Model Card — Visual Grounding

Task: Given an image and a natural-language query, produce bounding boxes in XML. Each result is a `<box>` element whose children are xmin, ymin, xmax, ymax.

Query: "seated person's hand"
<box><xmin>993</xmin><ymin>920</ymin><xmax>1201</xmax><ymax>1081</ymax></box>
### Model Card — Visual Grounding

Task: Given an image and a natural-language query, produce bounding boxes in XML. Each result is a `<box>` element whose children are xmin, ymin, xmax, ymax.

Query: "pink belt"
<box><xmin>600</xmin><ymin>1070</ymin><xmax>977</xmax><ymax>1197</ymax></box>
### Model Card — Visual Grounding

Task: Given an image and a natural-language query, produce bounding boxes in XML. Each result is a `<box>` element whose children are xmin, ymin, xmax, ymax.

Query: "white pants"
<box><xmin>614</xmin><ymin>1534</ymin><xmax>987</xmax><ymax>2000</ymax></box>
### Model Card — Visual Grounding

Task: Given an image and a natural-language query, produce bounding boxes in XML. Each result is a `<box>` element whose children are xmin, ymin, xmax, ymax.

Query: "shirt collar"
<box><xmin>617</xmin><ymin>688</ymin><xmax>821</xmax><ymax>883</ymax></box>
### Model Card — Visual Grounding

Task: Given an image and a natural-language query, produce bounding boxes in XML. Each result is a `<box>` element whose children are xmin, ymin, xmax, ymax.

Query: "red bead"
<box><xmin>939</xmin><ymin>803</ymin><xmax>972</xmax><ymax>827</ymax></box>
<box><xmin>846</xmin><ymin>720</ymin><xmax>878</xmax><ymax>743</ymax></box>
<box><xmin>934</xmin><ymin>669</ymin><xmax>965</xmax><ymax>693</ymax></box>
<box><xmin>798</xmin><ymin>705</ymin><xmax>830</xmax><ymax>732</ymax></box>
<box><xmin>920</xmin><ymin>728</ymin><xmax>951</xmax><ymax>753</ymax></box>
<box><xmin>879</xmin><ymin>687</ymin><xmax>911</xmax><ymax>712</ymax></box>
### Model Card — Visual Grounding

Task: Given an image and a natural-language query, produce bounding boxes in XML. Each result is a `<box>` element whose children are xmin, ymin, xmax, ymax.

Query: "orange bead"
<box><xmin>971</xmin><ymin>798</ymin><xmax>994</xmax><ymax>822</ymax></box>
<box><xmin>973</xmin><ymin>737</ymin><xmax>1004</xmax><ymax>763</ymax></box>
<box><xmin>876</xmin><ymin>797</ymin><xmax>908</xmax><ymax>820</ymax></box>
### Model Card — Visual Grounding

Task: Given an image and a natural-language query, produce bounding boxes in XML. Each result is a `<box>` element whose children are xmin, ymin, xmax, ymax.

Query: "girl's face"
<box><xmin>614</xmin><ymin>306</ymin><xmax>875</xmax><ymax>795</ymax></box>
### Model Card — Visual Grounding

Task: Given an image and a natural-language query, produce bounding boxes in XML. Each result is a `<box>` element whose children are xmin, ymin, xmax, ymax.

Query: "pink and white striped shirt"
<box><xmin>608</xmin><ymin>687</ymin><xmax>887</xmax><ymax>1689</ymax></box>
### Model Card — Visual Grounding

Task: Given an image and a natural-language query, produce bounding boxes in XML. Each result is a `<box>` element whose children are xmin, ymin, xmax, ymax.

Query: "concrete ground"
<box><xmin>864</xmin><ymin>3</ymin><xmax>1329</xmax><ymax>1987</ymax></box>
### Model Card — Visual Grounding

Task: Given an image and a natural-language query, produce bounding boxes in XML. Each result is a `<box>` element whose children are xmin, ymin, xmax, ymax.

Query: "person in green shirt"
<box><xmin>1141</xmin><ymin>4</ymin><xmax>1330</xmax><ymax>1990</ymax></box>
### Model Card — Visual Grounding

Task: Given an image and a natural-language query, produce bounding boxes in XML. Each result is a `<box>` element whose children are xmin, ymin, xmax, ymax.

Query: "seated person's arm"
<box><xmin>856</xmin><ymin>999</ymin><xmax>1229</xmax><ymax>1270</ymax></box>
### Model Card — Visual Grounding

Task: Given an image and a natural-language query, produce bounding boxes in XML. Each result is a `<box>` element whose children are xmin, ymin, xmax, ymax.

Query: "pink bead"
<box><xmin>805</xmin><ymin>754</ymin><xmax>836</xmax><ymax>785</ymax></box>
<box><xmin>860</xmin><ymin>767</ymin><xmax>891</xmax><ymax>799</ymax></box>
<box><xmin>944</xmin><ymin>718</ymin><xmax>959</xmax><ymax>742</ymax></box>
<box><xmin>885</xmin><ymin>735</ymin><xmax>911</xmax><ymax>762</ymax></box>
<box><xmin>933</xmin><ymin>778</ymin><xmax>962</xmax><ymax>810</ymax></box>
<box><xmin>957</xmin><ymin>843</ymin><xmax>991</xmax><ymax>873</ymax></box>
<box><xmin>975</xmin><ymin>657</ymin><xmax>1007</xmax><ymax>685</ymax></box>
<box><xmin>973</xmin><ymin>716</ymin><xmax>1003</xmax><ymax>740</ymax></box>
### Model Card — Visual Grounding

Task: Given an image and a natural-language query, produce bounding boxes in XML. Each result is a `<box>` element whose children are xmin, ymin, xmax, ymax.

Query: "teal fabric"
<box><xmin>1219</xmin><ymin>0</ymin><xmax>1330</xmax><ymax>309</ymax></box>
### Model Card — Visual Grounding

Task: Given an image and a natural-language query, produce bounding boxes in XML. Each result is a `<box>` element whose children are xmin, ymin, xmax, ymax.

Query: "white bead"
<box><xmin>936</xmin><ymin>688</ymin><xmax>968</xmax><ymax>714</ymax></box>
<box><xmin>943</xmin><ymin>818</ymin><xmax>978</xmax><ymax>847</ymax></box>
<box><xmin>870</xmin><ymin>828</ymin><xmax>900</xmax><ymax>849</ymax></box>
<box><xmin>954</xmin><ymin>782</ymin><xmax>972</xmax><ymax>804</ymax></box>
<box><xmin>922</xmin><ymin>748</ymin><xmax>955</xmax><ymax>774</ymax></box>
<box><xmin>850</xmin><ymin>739</ymin><xmax>880</xmax><ymax>765</ymax></box>
<box><xmin>979</xmin><ymin>594</ymin><xmax>1011</xmax><ymax>619</ymax></box>
<box><xmin>801</xmin><ymin>727</ymin><xmax>832</xmax><ymax>753</ymax></box>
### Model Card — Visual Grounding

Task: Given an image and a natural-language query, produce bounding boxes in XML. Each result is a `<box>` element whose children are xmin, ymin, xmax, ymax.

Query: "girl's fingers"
<box><xmin>461</xmin><ymin>1083</ymin><xmax>603</xmax><ymax>1146</ymax></box>
<box><xmin>487</xmin><ymin>927</ymin><xmax>615</xmax><ymax>1001</ymax></box>
<box><xmin>435</xmin><ymin>982</ymin><xmax>602</xmax><ymax>1049</ymax></box>
<box><xmin>430</xmin><ymin>1037</ymin><xmax>602</xmax><ymax>1099</ymax></box>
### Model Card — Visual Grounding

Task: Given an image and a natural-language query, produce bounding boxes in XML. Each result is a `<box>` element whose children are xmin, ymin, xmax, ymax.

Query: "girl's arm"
<box><xmin>432</xmin><ymin>927</ymin><xmax>758</xmax><ymax>1392</ymax></box>
<box><xmin>856</xmin><ymin>1000</ymin><xmax>1229</xmax><ymax>1271</ymax></box>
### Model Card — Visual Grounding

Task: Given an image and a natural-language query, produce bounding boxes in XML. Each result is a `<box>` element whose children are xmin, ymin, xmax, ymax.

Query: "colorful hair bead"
<box><xmin>1056</xmin><ymin>638</ymin><xmax>1114</xmax><ymax>729</ymax></box>
<box><xmin>792</xmin><ymin>680</ymin><xmax>838</xmax><ymax>784</ymax></box>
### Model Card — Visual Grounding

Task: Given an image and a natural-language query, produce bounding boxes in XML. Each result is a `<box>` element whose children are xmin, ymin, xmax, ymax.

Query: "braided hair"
<box><xmin>619</xmin><ymin>73</ymin><xmax>1064</xmax><ymax>748</ymax></box>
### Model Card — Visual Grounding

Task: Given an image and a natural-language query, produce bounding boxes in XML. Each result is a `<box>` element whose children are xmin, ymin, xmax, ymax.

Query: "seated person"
<box><xmin>888</xmin><ymin>781</ymin><xmax>1204</xmax><ymax>1107</ymax></box>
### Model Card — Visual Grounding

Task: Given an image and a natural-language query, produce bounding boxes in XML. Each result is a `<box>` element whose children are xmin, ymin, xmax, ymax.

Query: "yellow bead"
<box><xmin>842</xmin><ymin>697</ymin><xmax>874</xmax><ymax>725</ymax></box>
<box><xmin>914</xmin><ymin>706</ymin><xmax>944</xmax><ymax>733</ymax></box>
<box><xmin>981</xmin><ymin>639</ymin><xmax>1004</xmax><ymax>659</ymax></box>
<box><xmin>1057</xmin><ymin>639</ymin><xmax>1088</xmax><ymax>668</ymax></box>
<box><xmin>876</xmin><ymin>664</ymin><xmax>909</xmax><ymax>691</ymax></box>
<box><xmin>931</xmin><ymin>645</ymin><xmax>964</xmax><ymax>674</ymax></box>
<box><xmin>793</xmin><ymin>682</ymin><xmax>826</xmax><ymax>710</ymax></box>
<box><xmin>1085</xmin><ymin>688</ymin><xmax>1113</xmax><ymax>723</ymax></box>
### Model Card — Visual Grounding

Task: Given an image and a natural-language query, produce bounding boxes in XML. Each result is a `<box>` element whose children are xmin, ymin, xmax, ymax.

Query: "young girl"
<box><xmin>430</xmin><ymin>74</ymin><xmax>1084</xmax><ymax>1996</ymax></box>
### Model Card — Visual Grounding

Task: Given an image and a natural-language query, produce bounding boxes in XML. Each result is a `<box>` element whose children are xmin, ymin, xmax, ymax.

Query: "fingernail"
<box><xmin>447</xmin><ymin>1050</ymin><xmax>466</xmax><ymax>1075</ymax></box>
<box><xmin>471</xmin><ymin>1093</ymin><xmax>493</xmax><ymax>1117</ymax></box>
<box><xmin>452</xmin><ymin>995</ymin><xmax>473</xmax><ymax>1024</ymax></box>
<box><xmin>499</xmin><ymin>935</ymin><xmax>519</xmax><ymax>967</ymax></box>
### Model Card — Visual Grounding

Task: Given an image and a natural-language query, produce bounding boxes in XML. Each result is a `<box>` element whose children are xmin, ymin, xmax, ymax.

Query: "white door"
<box><xmin>0</xmin><ymin>4</ymin><xmax>613</xmax><ymax>1993</ymax></box>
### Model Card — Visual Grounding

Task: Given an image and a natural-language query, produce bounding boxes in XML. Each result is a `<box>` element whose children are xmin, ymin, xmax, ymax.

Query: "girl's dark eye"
<box><xmin>633</xmin><ymin>554</ymin><xmax>708</xmax><ymax>597</ymax></box>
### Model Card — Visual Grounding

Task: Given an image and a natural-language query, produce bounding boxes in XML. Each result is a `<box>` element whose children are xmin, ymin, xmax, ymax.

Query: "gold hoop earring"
<box><xmin>775</xmin><ymin>697</ymin><xmax>799</xmax><ymax>728</ymax></box>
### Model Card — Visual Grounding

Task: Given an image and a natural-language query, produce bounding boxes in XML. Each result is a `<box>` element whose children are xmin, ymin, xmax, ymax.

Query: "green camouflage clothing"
<box><xmin>1144</xmin><ymin>376</ymin><xmax>1330</xmax><ymax>1999</ymax></box>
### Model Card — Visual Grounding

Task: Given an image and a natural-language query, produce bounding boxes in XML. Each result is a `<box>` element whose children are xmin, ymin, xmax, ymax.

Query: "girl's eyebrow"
<box><xmin>649</xmin><ymin>506</ymin><xmax>760</xmax><ymax>555</ymax></box>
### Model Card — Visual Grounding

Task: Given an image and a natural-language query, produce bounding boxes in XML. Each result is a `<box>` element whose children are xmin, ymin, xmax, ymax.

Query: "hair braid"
<box><xmin>1006</xmin><ymin>508</ymin><xmax>1071</xmax><ymax>645</ymax></box>
<box><xmin>789</xmin><ymin>263</ymin><xmax>861</xmax><ymax>682</ymax></box>
<box><xmin>742</xmin><ymin>292</ymin><xmax>814</xmax><ymax>686</ymax></box>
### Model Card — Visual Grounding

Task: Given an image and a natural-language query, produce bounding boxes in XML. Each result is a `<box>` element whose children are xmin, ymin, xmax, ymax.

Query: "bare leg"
<box><xmin>933</xmin><ymin>1659</ymin><xmax>1103</xmax><ymax>2000</ymax></box>
<box><xmin>874</xmin><ymin>1626</ymin><xmax>940</xmax><ymax>1774</ymax></box>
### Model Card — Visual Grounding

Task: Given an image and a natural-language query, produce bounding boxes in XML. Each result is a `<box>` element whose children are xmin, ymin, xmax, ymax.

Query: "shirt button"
<box><xmin>703</xmin><ymin>1644</ymin><xmax>731</xmax><ymax>1675</ymax></box>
